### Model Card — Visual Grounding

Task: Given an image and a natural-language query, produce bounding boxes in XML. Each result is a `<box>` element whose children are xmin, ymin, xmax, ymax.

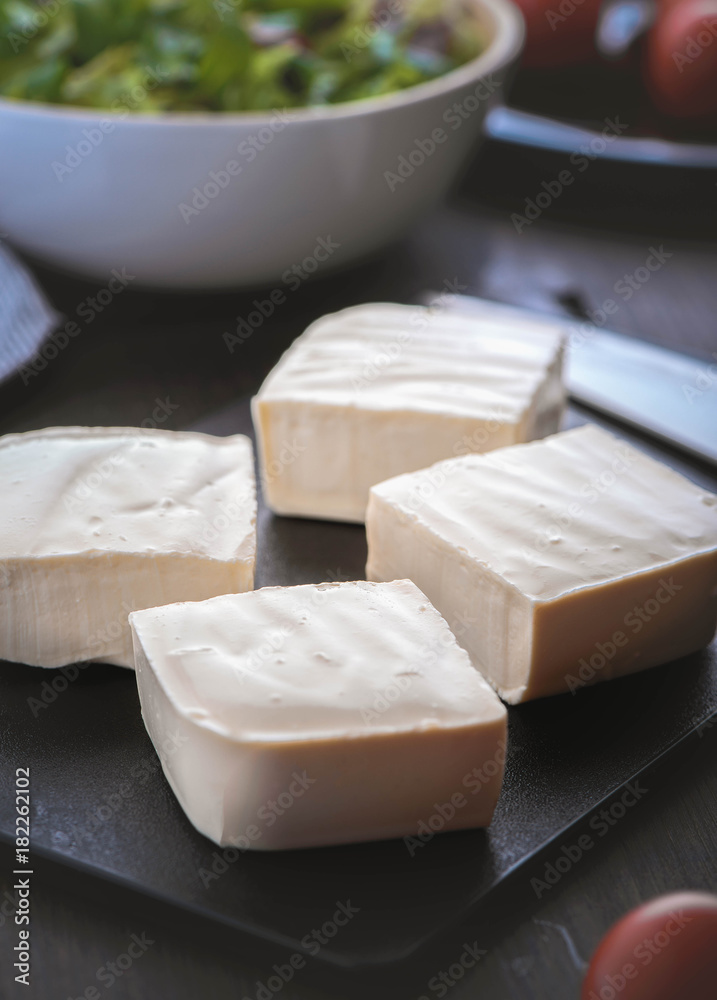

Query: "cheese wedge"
<box><xmin>129</xmin><ymin>580</ymin><xmax>507</xmax><ymax>850</ymax></box>
<box><xmin>366</xmin><ymin>425</ymin><xmax>717</xmax><ymax>703</ymax></box>
<box><xmin>251</xmin><ymin>302</ymin><xmax>565</xmax><ymax>523</ymax></box>
<box><xmin>0</xmin><ymin>427</ymin><xmax>256</xmax><ymax>669</ymax></box>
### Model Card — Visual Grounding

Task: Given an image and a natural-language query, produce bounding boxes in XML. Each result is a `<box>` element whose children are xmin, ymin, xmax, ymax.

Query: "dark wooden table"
<box><xmin>1</xmin><ymin>139</ymin><xmax>716</xmax><ymax>1000</ymax></box>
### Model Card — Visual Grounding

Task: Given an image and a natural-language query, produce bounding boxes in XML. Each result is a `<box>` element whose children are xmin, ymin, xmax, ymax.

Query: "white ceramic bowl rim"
<box><xmin>0</xmin><ymin>0</ymin><xmax>524</xmax><ymax>126</ymax></box>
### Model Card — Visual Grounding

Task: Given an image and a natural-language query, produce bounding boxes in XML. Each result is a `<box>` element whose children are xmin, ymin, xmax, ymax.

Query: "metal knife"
<box><xmin>419</xmin><ymin>291</ymin><xmax>717</xmax><ymax>467</ymax></box>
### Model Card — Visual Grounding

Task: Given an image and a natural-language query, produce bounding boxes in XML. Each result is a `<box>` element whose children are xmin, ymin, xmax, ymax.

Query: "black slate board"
<box><xmin>0</xmin><ymin>399</ymin><xmax>715</xmax><ymax>970</ymax></box>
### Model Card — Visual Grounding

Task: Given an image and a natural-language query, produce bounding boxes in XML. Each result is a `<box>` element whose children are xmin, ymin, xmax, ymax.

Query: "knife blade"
<box><xmin>419</xmin><ymin>291</ymin><xmax>717</xmax><ymax>467</ymax></box>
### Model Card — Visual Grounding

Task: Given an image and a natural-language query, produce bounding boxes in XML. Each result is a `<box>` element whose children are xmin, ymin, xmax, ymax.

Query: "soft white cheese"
<box><xmin>366</xmin><ymin>425</ymin><xmax>717</xmax><ymax>703</ymax></box>
<box><xmin>129</xmin><ymin>580</ymin><xmax>507</xmax><ymax>850</ymax></box>
<box><xmin>0</xmin><ymin>426</ymin><xmax>256</xmax><ymax>669</ymax></box>
<box><xmin>251</xmin><ymin>302</ymin><xmax>565</xmax><ymax>523</ymax></box>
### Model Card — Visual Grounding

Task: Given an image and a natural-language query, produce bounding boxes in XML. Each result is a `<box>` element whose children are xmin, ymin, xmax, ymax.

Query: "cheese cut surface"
<box><xmin>366</xmin><ymin>425</ymin><xmax>717</xmax><ymax>703</ymax></box>
<box><xmin>130</xmin><ymin>580</ymin><xmax>507</xmax><ymax>850</ymax></box>
<box><xmin>251</xmin><ymin>302</ymin><xmax>565</xmax><ymax>523</ymax></box>
<box><xmin>0</xmin><ymin>426</ymin><xmax>256</xmax><ymax>669</ymax></box>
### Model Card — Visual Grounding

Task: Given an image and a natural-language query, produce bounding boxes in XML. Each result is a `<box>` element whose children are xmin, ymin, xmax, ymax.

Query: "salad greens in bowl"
<box><xmin>0</xmin><ymin>0</ymin><xmax>487</xmax><ymax>111</ymax></box>
<box><xmin>0</xmin><ymin>0</ymin><xmax>524</xmax><ymax>288</ymax></box>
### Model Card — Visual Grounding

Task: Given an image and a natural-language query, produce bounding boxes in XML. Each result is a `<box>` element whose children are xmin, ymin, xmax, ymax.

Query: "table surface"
<box><xmin>1</xmin><ymin>140</ymin><xmax>716</xmax><ymax>1000</ymax></box>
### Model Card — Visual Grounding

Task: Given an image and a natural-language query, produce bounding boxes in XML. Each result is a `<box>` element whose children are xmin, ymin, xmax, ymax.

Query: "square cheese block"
<box><xmin>251</xmin><ymin>302</ymin><xmax>565</xmax><ymax>523</ymax></box>
<box><xmin>129</xmin><ymin>579</ymin><xmax>507</xmax><ymax>850</ymax></box>
<box><xmin>0</xmin><ymin>427</ymin><xmax>256</xmax><ymax>669</ymax></box>
<box><xmin>367</xmin><ymin>425</ymin><xmax>717</xmax><ymax>703</ymax></box>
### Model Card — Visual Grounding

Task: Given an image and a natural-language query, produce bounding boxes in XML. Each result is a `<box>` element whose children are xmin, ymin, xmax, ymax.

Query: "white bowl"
<box><xmin>0</xmin><ymin>0</ymin><xmax>523</xmax><ymax>290</ymax></box>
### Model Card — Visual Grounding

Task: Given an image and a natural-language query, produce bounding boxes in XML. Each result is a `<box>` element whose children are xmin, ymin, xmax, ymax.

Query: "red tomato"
<box><xmin>645</xmin><ymin>0</ymin><xmax>717</xmax><ymax>117</ymax></box>
<box><xmin>512</xmin><ymin>0</ymin><xmax>602</xmax><ymax>67</ymax></box>
<box><xmin>582</xmin><ymin>891</ymin><xmax>717</xmax><ymax>1000</ymax></box>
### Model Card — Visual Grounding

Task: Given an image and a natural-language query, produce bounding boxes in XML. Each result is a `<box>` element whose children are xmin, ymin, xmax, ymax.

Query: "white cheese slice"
<box><xmin>366</xmin><ymin>425</ymin><xmax>717</xmax><ymax>703</ymax></box>
<box><xmin>0</xmin><ymin>427</ymin><xmax>256</xmax><ymax>669</ymax></box>
<box><xmin>251</xmin><ymin>302</ymin><xmax>565</xmax><ymax>523</ymax></box>
<box><xmin>129</xmin><ymin>580</ymin><xmax>507</xmax><ymax>850</ymax></box>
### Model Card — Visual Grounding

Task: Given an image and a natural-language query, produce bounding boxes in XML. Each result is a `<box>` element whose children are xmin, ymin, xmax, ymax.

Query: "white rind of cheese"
<box><xmin>251</xmin><ymin>302</ymin><xmax>565</xmax><ymax>523</ymax></box>
<box><xmin>129</xmin><ymin>579</ymin><xmax>507</xmax><ymax>850</ymax></box>
<box><xmin>366</xmin><ymin>424</ymin><xmax>717</xmax><ymax>703</ymax></box>
<box><xmin>0</xmin><ymin>426</ymin><xmax>256</xmax><ymax>669</ymax></box>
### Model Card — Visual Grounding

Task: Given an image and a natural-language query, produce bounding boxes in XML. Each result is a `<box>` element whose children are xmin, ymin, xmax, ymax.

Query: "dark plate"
<box><xmin>489</xmin><ymin>62</ymin><xmax>717</xmax><ymax>167</ymax></box>
<box><xmin>0</xmin><ymin>399</ymin><xmax>715</xmax><ymax>971</ymax></box>
<box><xmin>486</xmin><ymin>105</ymin><xmax>717</xmax><ymax>167</ymax></box>
<box><xmin>473</xmin><ymin>60</ymin><xmax>717</xmax><ymax>234</ymax></box>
